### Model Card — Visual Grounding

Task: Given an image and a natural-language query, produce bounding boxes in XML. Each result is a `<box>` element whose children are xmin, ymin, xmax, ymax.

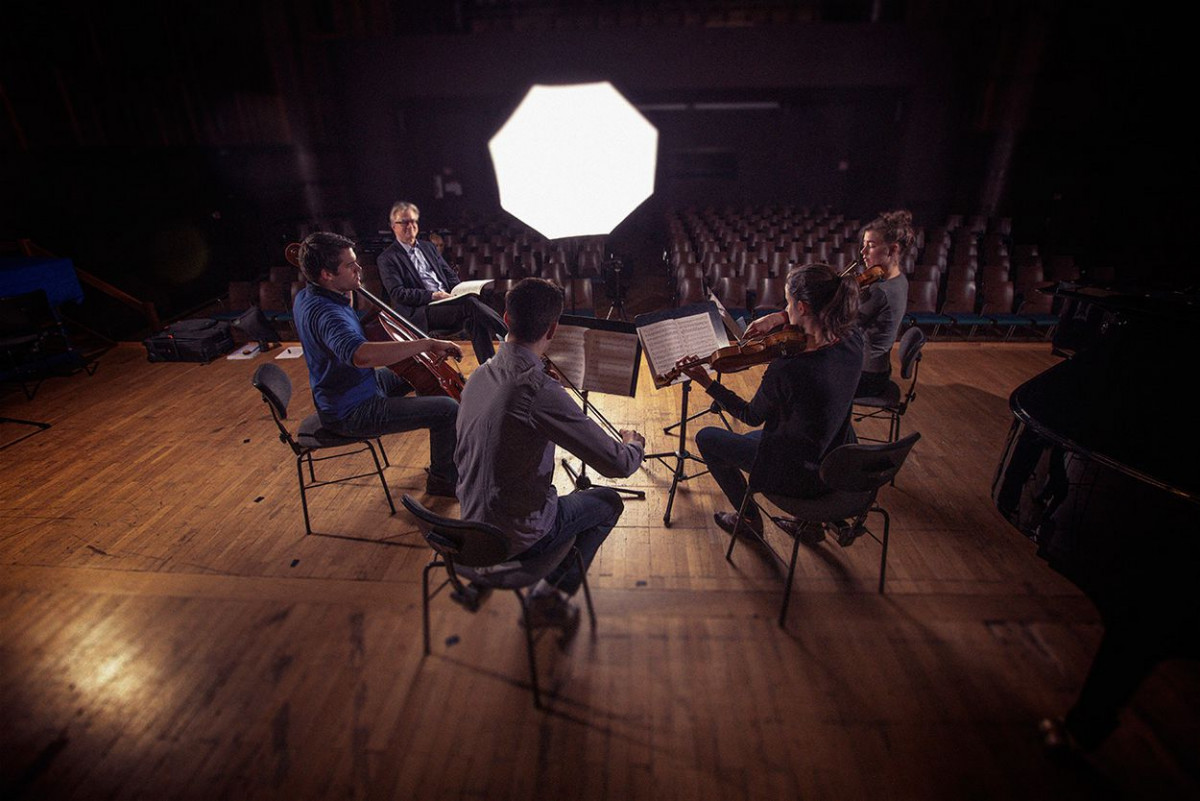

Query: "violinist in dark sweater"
<box><xmin>675</xmin><ymin>263</ymin><xmax>864</xmax><ymax>541</ymax></box>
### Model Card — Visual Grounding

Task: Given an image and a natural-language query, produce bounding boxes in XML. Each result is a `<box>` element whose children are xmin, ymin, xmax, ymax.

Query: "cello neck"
<box><xmin>353</xmin><ymin>285</ymin><xmax>430</xmax><ymax>341</ymax></box>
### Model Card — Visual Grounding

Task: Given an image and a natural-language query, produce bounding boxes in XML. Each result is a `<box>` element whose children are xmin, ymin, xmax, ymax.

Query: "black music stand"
<box><xmin>643</xmin><ymin>379</ymin><xmax>709</xmax><ymax>526</ymax></box>
<box><xmin>635</xmin><ymin>302</ymin><xmax>730</xmax><ymax>526</ymax></box>
<box><xmin>546</xmin><ymin>315</ymin><xmax>645</xmax><ymax>500</ymax></box>
<box><xmin>659</xmin><ymin>290</ymin><xmax>742</xmax><ymax>436</ymax></box>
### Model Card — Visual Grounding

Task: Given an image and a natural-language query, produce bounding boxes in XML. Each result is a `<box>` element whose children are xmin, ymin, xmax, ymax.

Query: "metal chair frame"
<box><xmin>727</xmin><ymin>433</ymin><xmax>921</xmax><ymax>627</ymax></box>
<box><xmin>403</xmin><ymin>495</ymin><xmax>596</xmax><ymax>709</ymax></box>
<box><xmin>853</xmin><ymin>327</ymin><xmax>925</xmax><ymax>445</ymax></box>
<box><xmin>252</xmin><ymin>363</ymin><xmax>394</xmax><ymax>536</ymax></box>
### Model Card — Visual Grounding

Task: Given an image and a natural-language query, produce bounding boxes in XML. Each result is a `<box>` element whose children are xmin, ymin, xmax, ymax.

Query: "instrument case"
<box><xmin>143</xmin><ymin>318</ymin><xmax>234</xmax><ymax>363</ymax></box>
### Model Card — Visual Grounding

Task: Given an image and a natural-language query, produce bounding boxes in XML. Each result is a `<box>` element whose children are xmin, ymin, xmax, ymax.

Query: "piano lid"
<box><xmin>1010</xmin><ymin>282</ymin><xmax>1199</xmax><ymax>504</ymax></box>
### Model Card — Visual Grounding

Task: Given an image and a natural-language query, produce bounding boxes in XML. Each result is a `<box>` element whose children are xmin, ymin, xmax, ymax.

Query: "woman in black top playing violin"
<box><xmin>674</xmin><ymin>263</ymin><xmax>864</xmax><ymax>540</ymax></box>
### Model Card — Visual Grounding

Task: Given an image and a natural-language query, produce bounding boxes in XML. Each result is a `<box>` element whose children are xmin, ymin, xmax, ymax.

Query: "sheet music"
<box><xmin>638</xmin><ymin>313</ymin><xmax>725</xmax><ymax>382</ymax></box>
<box><xmin>543</xmin><ymin>317</ymin><xmax>641</xmax><ymax>397</ymax></box>
<box><xmin>582</xmin><ymin>330</ymin><xmax>641</xmax><ymax>396</ymax></box>
<box><xmin>708</xmin><ymin>290</ymin><xmax>745</xmax><ymax>341</ymax></box>
<box><xmin>545</xmin><ymin>326</ymin><xmax>587</xmax><ymax>388</ymax></box>
<box><xmin>429</xmin><ymin>279</ymin><xmax>493</xmax><ymax>306</ymax></box>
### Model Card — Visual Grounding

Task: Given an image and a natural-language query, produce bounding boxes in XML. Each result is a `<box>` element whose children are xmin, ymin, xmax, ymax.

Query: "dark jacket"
<box><xmin>376</xmin><ymin>239</ymin><xmax>461</xmax><ymax>331</ymax></box>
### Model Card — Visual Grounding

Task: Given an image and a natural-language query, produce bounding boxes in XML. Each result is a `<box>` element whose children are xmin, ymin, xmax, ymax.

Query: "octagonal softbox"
<box><xmin>488</xmin><ymin>82</ymin><xmax>658</xmax><ymax>240</ymax></box>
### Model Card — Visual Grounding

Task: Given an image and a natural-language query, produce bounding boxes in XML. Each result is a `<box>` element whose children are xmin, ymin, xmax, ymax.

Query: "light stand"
<box><xmin>601</xmin><ymin>258</ymin><xmax>629</xmax><ymax>321</ymax></box>
<box><xmin>644</xmin><ymin>379</ymin><xmax>709</xmax><ymax>526</ymax></box>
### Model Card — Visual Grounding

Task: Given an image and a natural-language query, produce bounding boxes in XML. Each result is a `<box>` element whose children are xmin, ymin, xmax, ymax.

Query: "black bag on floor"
<box><xmin>144</xmin><ymin>318</ymin><xmax>234</xmax><ymax>363</ymax></box>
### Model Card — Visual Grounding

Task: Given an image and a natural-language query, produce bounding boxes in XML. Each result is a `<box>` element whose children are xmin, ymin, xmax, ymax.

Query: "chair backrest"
<box><xmin>401</xmin><ymin>495</ymin><xmax>509</xmax><ymax>567</ymax></box>
<box><xmin>252</xmin><ymin>362</ymin><xmax>293</xmax><ymax>421</ymax></box>
<box><xmin>941</xmin><ymin>280</ymin><xmax>977</xmax><ymax>315</ymax></box>
<box><xmin>897</xmin><ymin>326</ymin><xmax>926</xmax><ymax>380</ymax></box>
<box><xmin>820</xmin><ymin>432</ymin><xmax>921</xmax><ymax>493</ymax></box>
<box><xmin>906</xmin><ymin>279</ymin><xmax>940</xmax><ymax>314</ymax></box>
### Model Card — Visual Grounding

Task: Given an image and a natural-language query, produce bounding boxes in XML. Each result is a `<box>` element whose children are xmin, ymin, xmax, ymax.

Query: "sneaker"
<box><xmin>776</xmin><ymin>519</ymin><xmax>826</xmax><ymax>546</ymax></box>
<box><xmin>714</xmin><ymin>511</ymin><xmax>763</xmax><ymax>538</ymax></box>
<box><xmin>424</xmin><ymin>468</ymin><xmax>457</xmax><ymax>499</ymax></box>
<box><xmin>520</xmin><ymin>592</ymin><xmax>581</xmax><ymax>637</ymax></box>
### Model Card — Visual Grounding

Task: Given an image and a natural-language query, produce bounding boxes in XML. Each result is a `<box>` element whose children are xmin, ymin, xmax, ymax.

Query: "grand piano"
<box><xmin>993</xmin><ymin>282</ymin><xmax>1200</xmax><ymax>750</ymax></box>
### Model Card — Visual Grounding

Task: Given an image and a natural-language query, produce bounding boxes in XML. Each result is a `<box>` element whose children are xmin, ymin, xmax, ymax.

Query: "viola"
<box><xmin>284</xmin><ymin>242</ymin><xmax>466</xmax><ymax>400</ymax></box>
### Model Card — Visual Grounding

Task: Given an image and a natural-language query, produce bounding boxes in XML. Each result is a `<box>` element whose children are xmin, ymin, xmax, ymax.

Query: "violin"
<box><xmin>659</xmin><ymin>326</ymin><xmax>810</xmax><ymax>384</ymax></box>
<box><xmin>658</xmin><ymin>265</ymin><xmax>889</xmax><ymax>384</ymax></box>
<box><xmin>285</xmin><ymin>242</ymin><xmax>466</xmax><ymax>400</ymax></box>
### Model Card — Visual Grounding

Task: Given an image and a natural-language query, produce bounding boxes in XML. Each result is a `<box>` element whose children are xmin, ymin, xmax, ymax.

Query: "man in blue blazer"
<box><xmin>376</xmin><ymin>201</ymin><xmax>506</xmax><ymax>364</ymax></box>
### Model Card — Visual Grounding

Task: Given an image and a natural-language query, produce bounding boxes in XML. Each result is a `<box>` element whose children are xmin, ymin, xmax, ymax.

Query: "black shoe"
<box><xmin>520</xmin><ymin>593</ymin><xmax>581</xmax><ymax>638</ymax></box>
<box><xmin>450</xmin><ymin>582</ymin><xmax>491</xmax><ymax>612</ymax></box>
<box><xmin>714</xmin><ymin>511</ymin><xmax>763</xmax><ymax>538</ymax></box>
<box><xmin>424</xmin><ymin>468</ymin><xmax>457</xmax><ymax>499</ymax></box>
<box><xmin>776</xmin><ymin>519</ymin><xmax>826</xmax><ymax>546</ymax></box>
<box><xmin>833</xmin><ymin>519</ymin><xmax>867</xmax><ymax>547</ymax></box>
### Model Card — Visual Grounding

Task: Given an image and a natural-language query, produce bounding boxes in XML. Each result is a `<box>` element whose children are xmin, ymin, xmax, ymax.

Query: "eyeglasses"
<box><xmin>392</xmin><ymin>218</ymin><xmax>419</xmax><ymax>226</ymax></box>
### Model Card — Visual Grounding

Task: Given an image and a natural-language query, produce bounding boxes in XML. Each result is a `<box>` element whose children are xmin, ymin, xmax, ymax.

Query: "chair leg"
<box><xmin>779</xmin><ymin>522</ymin><xmax>806</xmax><ymax>628</ymax></box>
<box><xmin>365</xmin><ymin>441</ymin><xmax>396</xmax><ymax>514</ymax></box>
<box><xmin>725</xmin><ymin>490</ymin><xmax>756</xmax><ymax>562</ymax></box>
<box><xmin>296</xmin><ymin>455</ymin><xmax>314</xmax><ymax>536</ymax></box>
<box><xmin>515</xmin><ymin>590</ymin><xmax>543</xmax><ymax>709</ymax></box>
<box><xmin>422</xmin><ymin>560</ymin><xmax>441</xmax><ymax>655</ymax></box>
<box><xmin>876</xmin><ymin>507</ymin><xmax>891</xmax><ymax>594</ymax></box>
<box><xmin>376</xmin><ymin>437</ymin><xmax>390</xmax><ymax>467</ymax></box>
<box><xmin>576</xmin><ymin>549</ymin><xmax>597</xmax><ymax>630</ymax></box>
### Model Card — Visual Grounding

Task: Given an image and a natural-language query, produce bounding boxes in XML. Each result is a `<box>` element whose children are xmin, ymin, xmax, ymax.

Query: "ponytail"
<box><xmin>785</xmin><ymin>262</ymin><xmax>860</xmax><ymax>341</ymax></box>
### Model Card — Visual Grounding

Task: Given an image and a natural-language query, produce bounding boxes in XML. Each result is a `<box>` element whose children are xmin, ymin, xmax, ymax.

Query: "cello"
<box><xmin>284</xmin><ymin>242</ymin><xmax>466</xmax><ymax>400</ymax></box>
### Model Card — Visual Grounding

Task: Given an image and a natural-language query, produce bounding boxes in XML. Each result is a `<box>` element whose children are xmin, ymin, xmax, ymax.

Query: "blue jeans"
<box><xmin>695</xmin><ymin>426</ymin><xmax>762</xmax><ymax>520</ymax></box>
<box><xmin>325</xmin><ymin>368</ymin><xmax>459</xmax><ymax>482</ymax></box>
<box><xmin>514</xmin><ymin>487</ymin><xmax>624</xmax><ymax>596</ymax></box>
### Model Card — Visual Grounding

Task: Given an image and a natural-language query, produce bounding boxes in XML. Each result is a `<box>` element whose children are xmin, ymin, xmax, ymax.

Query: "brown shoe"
<box><xmin>424</xmin><ymin>468</ymin><xmax>457</xmax><ymax>499</ymax></box>
<box><xmin>714</xmin><ymin>511</ymin><xmax>763</xmax><ymax>538</ymax></box>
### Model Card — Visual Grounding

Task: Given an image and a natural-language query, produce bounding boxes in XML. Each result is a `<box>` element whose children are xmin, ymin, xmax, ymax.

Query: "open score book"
<box><xmin>544</xmin><ymin>315</ymin><xmax>642</xmax><ymax>397</ymax></box>
<box><xmin>634</xmin><ymin>303</ymin><xmax>729</xmax><ymax>389</ymax></box>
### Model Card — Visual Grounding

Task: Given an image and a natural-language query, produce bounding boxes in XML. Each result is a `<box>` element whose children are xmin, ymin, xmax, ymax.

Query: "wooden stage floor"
<box><xmin>2</xmin><ymin>341</ymin><xmax>1197</xmax><ymax>800</ymax></box>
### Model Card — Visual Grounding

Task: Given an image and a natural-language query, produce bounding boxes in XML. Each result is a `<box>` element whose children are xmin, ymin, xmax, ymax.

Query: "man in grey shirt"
<box><xmin>455</xmin><ymin>278</ymin><xmax>645</xmax><ymax>630</ymax></box>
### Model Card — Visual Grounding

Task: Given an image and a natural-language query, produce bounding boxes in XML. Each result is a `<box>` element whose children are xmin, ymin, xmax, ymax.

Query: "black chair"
<box><xmin>402</xmin><ymin>495</ymin><xmax>596</xmax><ymax>709</ymax></box>
<box><xmin>0</xmin><ymin>289</ymin><xmax>87</xmax><ymax>400</ymax></box>
<box><xmin>251</xmin><ymin>363</ymin><xmax>394</xmax><ymax>536</ymax></box>
<box><xmin>727</xmin><ymin>432</ymin><xmax>921</xmax><ymax>627</ymax></box>
<box><xmin>853</xmin><ymin>327</ymin><xmax>926</xmax><ymax>445</ymax></box>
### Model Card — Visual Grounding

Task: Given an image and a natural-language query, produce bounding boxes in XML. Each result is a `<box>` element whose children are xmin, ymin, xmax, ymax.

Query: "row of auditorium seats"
<box><xmin>665</xmin><ymin>206</ymin><xmax>1081</xmax><ymax>339</ymax></box>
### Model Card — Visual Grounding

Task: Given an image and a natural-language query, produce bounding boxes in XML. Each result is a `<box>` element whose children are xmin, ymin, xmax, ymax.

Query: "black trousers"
<box><xmin>425</xmin><ymin>295</ymin><xmax>507</xmax><ymax>364</ymax></box>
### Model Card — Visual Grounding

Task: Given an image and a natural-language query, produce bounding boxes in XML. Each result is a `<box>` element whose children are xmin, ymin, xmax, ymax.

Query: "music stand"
<box><xmin>544</xmin><ymin>315</ymin><xmax>645</xmax><ymax>500</ymax></box>
<box><xmin>635</xmin><ymin>302</ymin><xmax>729</xmax><ymax>526</ymax></box>
<box><xmin>643</xmin><ymin>380</ymin><xmax>709</xmax><ymax>526</ymax></box>
<box><xmin>662</xmin><ymin>290</ymin><xmax>740</xmax><ymax>437</ymax></box>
